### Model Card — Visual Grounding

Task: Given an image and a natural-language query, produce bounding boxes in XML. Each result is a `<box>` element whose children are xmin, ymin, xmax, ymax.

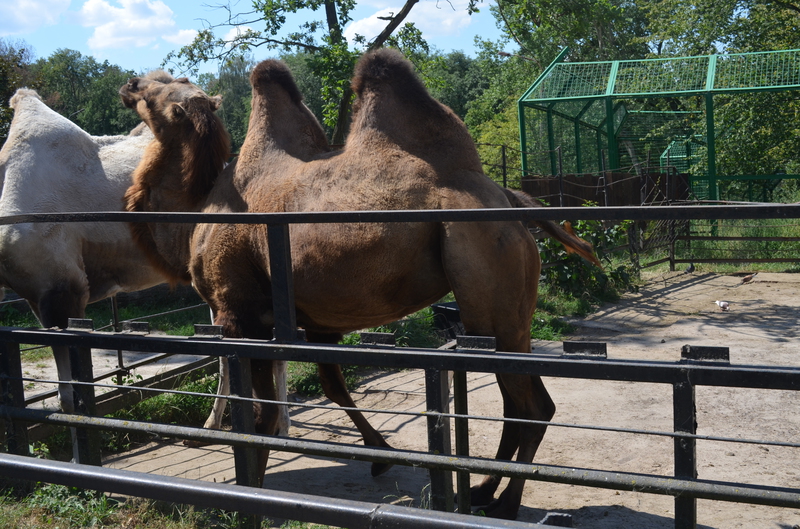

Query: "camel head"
<box><xmin>120</xmin><ymin>71</ymin><xmax>230</xmax><ymax>208</ymax></box>
<box><xmin>120</xmin><ymin>72</ymin><xmax>230</xmax><ymax>285</ymax></box>
<box><xmin>119</xmin><ymin>71</ymin><xmax>223</xmax><ymax>143</ymax></box>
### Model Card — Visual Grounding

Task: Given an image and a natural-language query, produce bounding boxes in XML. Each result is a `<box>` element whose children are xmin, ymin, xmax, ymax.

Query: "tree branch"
<box><xmin>770</xmin><ymin>0</ymin><xmax>800</xmax><ymax>14</ymax></box>
<box><xmin>368</xmin><ymin>0</ymin><xmax>420</xmax><ymax>50</ymax></box>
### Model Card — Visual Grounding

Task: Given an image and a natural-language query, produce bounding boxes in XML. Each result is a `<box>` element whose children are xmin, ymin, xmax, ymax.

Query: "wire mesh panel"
<box><xmin>613</xmin><ymin>57</ymin><xmax>710</xmax><ymax>96</ymax></box>
<box><xmin>527</xmin><ymin>61</ymin><xmax>613</xmax><ymax>102</ymax></box>
<box><xmin>714</xmin><ymin>49</ymin><xmax>800</xmax><ymax>91</ymax></box>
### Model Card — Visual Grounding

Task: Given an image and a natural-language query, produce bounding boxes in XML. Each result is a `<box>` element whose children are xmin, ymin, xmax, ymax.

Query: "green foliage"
<box><xmin>287</xmin><ymin>362</ymin><xmax>360</xmax><ymax>396</ymax></box>
<box><xmin>280</xmin><ymin>52</ymin><xmax>328</xmax><ymax>133</ymax></box>
<box><xmin>306</xmin><ymin>41</ymin><xmax>359</xmax><ymax>132</ymax></box>
<box><xmin>0</xmin><ymin>488</ymin><xmax>231</xmax><ymax>528</ymax></box>
<box><xmin>103</xmin><ymin>373</ymin><xmax>219</xmax><ymax>453</ymax></box>
<box><xmin>370</xmin><ymin>306</ymin><xmax>443</xmax><ymax>348</ymax></box>
<box><xmin>0</xmin><ymin>38</ymin><xmax>36</xmax><ymax>144</ymax></box>
<box><xmin>538</xmin><ymin>211</ymin><xmax>638</xmax><ymax>302</ymax></box>
<box><xmin>417</xmin><ymin>51</ymin><xmax>488</xmax><ymax>120</ymax></box>
<box><xmin>27</xmin><ymin>483</ymin><xmax>118</xmax><ymax>527</ymax></box>
<box><xmin>530</xmin><ymin>310</ymin><xmax>575</xmax><ymax>340</ymax></box>
<box><xmin>31</xmin><ymin>48</ymin><xmax>141</xmax><ymax>135</ymax></box>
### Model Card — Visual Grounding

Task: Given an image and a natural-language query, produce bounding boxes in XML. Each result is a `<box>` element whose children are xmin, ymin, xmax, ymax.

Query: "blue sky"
<box><xmin>0</xmin><ymin>0</ymin><xmax>505</xmax><ymax>76</ymax></box>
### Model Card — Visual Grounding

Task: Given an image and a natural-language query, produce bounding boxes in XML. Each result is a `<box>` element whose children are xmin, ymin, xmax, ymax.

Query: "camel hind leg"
<box><xmin>201</xmin><ymin>358</ymin><xmax>288</xmax><ymax>436</ymax></box>
<box><xmin>32</xmin><ymin>281</ymin><xmax>89</xmax><ymax>414</ymax></box>
<box><xmin>441</xmin><ymin>219</ymin><xmax>554</xmax><ymax>519</ymax></box>
<box><xmin>307</xmin><ymin>330</ymin><xmax>393</xmax><ymax>477</ymax></box>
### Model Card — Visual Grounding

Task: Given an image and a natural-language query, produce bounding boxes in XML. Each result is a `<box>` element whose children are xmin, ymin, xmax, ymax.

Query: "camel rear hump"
<box><xmin>350</xmin><ymin>48</ymin><xmax>481</xmax><ymax>167</ymax></box>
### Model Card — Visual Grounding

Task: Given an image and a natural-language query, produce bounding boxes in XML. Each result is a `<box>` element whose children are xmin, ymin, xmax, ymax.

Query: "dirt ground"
<box><xmin>83</xmin><ymin>272</ymin><xmax>800</xmax><ymax>527</ymax></box>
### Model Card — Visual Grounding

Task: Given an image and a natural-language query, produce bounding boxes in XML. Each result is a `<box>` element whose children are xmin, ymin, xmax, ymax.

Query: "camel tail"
<box><xmin>503</xmin><ymin>188</ymin><xmax>603</xmax><ymax>268</ymax></box>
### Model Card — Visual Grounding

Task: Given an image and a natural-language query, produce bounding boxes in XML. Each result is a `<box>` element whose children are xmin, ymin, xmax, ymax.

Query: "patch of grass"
<box><xmin>530</xmin><ymin>310</ymin><xmax>575</xmax><ymax>341</ymax></box>
<box><xmin>0</xmin><ymin>482</ymin><xmax>342</xmax><ymax>529</ymax></box>
<box><xmin>370</xmin><ymin>306</ymin><xmax>444</xmax><ymax>348</ymax></box>
<box><xmin>101</xmin><ymin>373</ymin><xmax>219</xmax><ymax>453</ymax></box>
<box><xmin>25</xmin><ymin>483</ymin><xmax>118</xmax><ymax>526</ymax></box>
<box><xmin>287</xmin><ymin>362</ymin><xmax>361</xmax><ymax>397</ymax></box>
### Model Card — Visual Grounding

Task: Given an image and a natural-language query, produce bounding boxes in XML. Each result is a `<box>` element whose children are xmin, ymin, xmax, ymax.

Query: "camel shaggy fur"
<box><xmin>120</xmin><ymin>49</ymin><xmax>600</xmax><ymax>519</ymax></box>
<box><xmin>0</xmin><ymin>87</ymin><xmax>169</xmax><ymax>412</ymax></box>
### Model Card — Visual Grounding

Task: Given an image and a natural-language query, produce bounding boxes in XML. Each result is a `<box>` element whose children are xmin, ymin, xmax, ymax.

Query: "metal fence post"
<box><xmin>267</xmin><ymin>224</ymin><xmax>297</xmax><ymax>343</ymax></box>
<box><xmin>673</xmin><ymin>345</ymin><xmax>729</xmax><ymax>529</ymax></box>
<box><xmin>0</xmin><ymin>340</ymin><xmax>29</xmax><ymax>458</ymax></box>
<box><xmin>556</xmin><ymin>146</ymin><xmax>565</xmax><ymax>207</ymax></box>
<box><xmin>453</xmin><ymin>336</ymin><xmax>497</xmax><ymax>514</ymax></box>
<box><xmin>228</xmin><ymin>353</ymin><xmax>261</xmax><ymax>529</ymax></box>
<box><xmin>67</xmin><ymin>319</ymin><xmax>101</xmax><ymax>467</ymax></box>
<box><xmin>673</xmin><ymin>378</ymin><xmax>697</xmax><ymax>529</ymax></box>
<box><xmin>425</xmin><ymin>368</ymin><xmax>453</xmax><ymax>513</ymax></box>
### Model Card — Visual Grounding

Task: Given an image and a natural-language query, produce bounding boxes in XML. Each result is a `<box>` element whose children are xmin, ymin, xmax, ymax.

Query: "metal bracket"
<box><xmin>122</xmin><ymin>321</ymin><xmax>150</xmax><ymax>334</ymax></box>
<box><xmin>455</xmin><ymin>335</ymin><xmax>496</xmax><ymax>351</ymax></box>
<box><xmin>561</xmin><ymin>341</ymin><xmax>607</xmax><ymax>359</ymax></box>
<box><xmin>193</xmin><ymin>324</ymin><xmax>224</xmax><ymax>339</ymax></box>
<box><xmin>681</xmin><ymin>344</ymin><xmax>730</xmax><ymax>364</ymax></box>
<box><xmin>359</xmin><ymin>332</ymin><xmax>395</xmax><ymax>347</ymax></box>
<box><xmin>67</xmin><ymin>319</ymin><xmax>94</xmax><ymax>331</ymax></box>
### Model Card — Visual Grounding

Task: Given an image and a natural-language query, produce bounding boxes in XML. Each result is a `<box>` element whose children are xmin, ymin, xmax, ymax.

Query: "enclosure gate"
<box><xmin>1</xmin><ymin>204</ymin><xmax>800</xmax><ymax>529</ymax></box>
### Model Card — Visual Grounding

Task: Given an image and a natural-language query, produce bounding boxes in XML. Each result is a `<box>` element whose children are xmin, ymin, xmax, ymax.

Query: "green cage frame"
<box><xmin>518</xmin><ymin>48</ymin><xmax>800</xmax><ymax>200</ymax></box>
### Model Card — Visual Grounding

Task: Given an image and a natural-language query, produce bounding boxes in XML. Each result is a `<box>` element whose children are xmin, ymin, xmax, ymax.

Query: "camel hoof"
<box><xmin>469</xmin><ymin>489</ymin><xmax>495</xmax><ymax>507</ymax></box>
<box><xmin>480</xmin><ymin>498</ymin><xmax>519</xmax><ymax>520</ymax></box>
<box><xmin>370</xmin><ymin>461</ymin><xmax>394</xmax><ymax>477</ymax></box>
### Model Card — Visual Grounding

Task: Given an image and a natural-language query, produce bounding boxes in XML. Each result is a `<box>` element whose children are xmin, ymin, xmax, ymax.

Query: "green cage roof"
<box><xmin>521</xmin><ymin>48</ymin><xmax>800</xmax><ymax>109</ymax></box>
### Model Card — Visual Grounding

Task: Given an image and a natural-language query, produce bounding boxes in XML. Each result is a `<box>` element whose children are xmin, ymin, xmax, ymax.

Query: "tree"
<box><xmin>163</xmin><ymin>0</ymin><xmax>479</xmax><ymax>143</ymax></box>
<box><xmin>420</xmin><ymin>51</ymin><xmax>488</xmax><ymax>120</ymax></box>
<box><xmin>493</xmin><ymin>0</ymin><xmax>651</xmax><ymax>65</ymax></box>
<box><xmin>32</xmin><ymin>49</ymin><xmax>140</xmax><ymax>136</ymax></box>
<box><xmin>200</xmin><ymin>56</ymin><xmax>257</xmax><ymax>152</ymax></box>
<box><xmin>0</xmin><ymin>39</ymin><xmax>36</xmax><ymax>144</ymax></box>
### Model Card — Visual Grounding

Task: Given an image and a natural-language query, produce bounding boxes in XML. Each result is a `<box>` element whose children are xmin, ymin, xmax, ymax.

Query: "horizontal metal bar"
<box><xmin>18</xmin><ymin>373</ymin><xmax>800</xmax><ymax>449</ymax></box>
<box><xmin>5</xmin><ymin>408</ymin><xmax>800</xmax><ymax>508</ymax></box>
<box><xmin>2</xmin><ymin>327</ymin><xmax>798</xmax><ymax>390</ymax></box>
<box><xmin>24</xmin><ymin>352</ymin><xmax>175</xmax><ymax>406</ymax></box>
<box><xmin>0</xmin><ymin>453</ymin><xmax>538</xmax><ymax>529</ymax></box>
<box><xmin>0</xmin><ymin>204</ymin><xmax>799</xmax><ymax>226</ymax></box>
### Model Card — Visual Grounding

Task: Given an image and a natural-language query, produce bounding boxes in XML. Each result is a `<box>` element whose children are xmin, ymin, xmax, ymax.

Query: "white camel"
<box><xmin>0</xmin><ymin>84</ymin><xmax>288</xmax><ymax>436</ymax></box>
<box><xmin>0</xmin><ymin>86</ymin><xmax>166</xmax><ymax>412</ymax></box>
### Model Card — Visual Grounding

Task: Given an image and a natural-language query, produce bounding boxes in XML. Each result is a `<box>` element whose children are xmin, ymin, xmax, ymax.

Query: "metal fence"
<box><xmin>1</xmin><ymin>204</ymin><xmax>800</xmax><ymax>529</ymax></box>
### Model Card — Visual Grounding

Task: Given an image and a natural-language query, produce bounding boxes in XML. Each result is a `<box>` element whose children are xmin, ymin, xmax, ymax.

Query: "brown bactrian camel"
<box><xmin>119</xmin><ymin>48</ymin><xmax>601</xmax><ymax>520</ymax></box>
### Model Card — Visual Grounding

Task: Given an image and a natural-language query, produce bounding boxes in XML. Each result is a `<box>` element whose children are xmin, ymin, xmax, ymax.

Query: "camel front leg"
<box><xmin>274</xmin><ymin>360</ymin><xmax>289</xmax><ymax>436</ymax></box>
<box><xmin>317</xmin><ymin>363</ymin><xmax>393</xmax><ymax>476</ymax></box>
<box><xmin>53</xmin><ymin>345</ymin><xmax>75</xmax><ymax>413</ymax></box>
<box><xmin>204</xmin><ymin>356</ymin><xmax>230</xmax><ymax>429</ymax></box>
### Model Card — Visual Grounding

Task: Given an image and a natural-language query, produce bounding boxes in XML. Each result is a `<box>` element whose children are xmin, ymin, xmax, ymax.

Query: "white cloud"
<box><xmin>75</xmin><ymin>0</ymin><xmax>192</xmax><ymax>51</ymax></box>
<box><xmin>344</xmin><ymin>0</ymin><xmax>472</xmax><ymax>46</ymax></box>
<box><xmin>0</xmin><ymin>0</ymin><xmax>71</xmax><ymax>36</ymax></box>
<box><xmin>163</xmin><ymin>29</ymin><xmax>197</xmax><ymax>46</ymax></box>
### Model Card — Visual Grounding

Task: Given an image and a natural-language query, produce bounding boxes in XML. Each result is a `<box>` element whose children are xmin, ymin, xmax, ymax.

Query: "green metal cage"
<box><xmin>518</xmin><ymin>48</ymin><xmax>800</xmax><ymax>200</ymax></box>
